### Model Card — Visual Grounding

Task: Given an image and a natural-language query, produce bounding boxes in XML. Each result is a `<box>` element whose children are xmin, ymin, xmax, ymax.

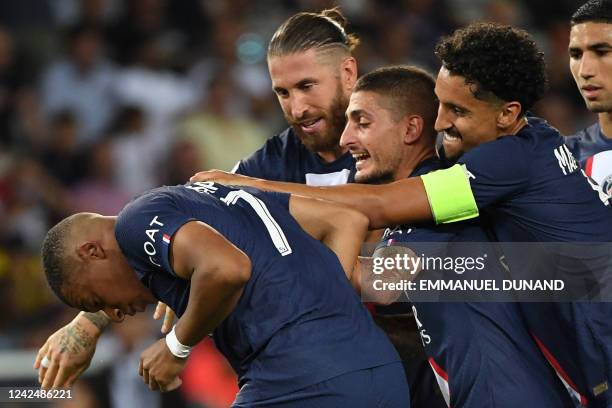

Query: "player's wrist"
<box><xmin>165</xmin><ymin>325</ymin><xmax>192</xmax><ymax>359</ymax></box>
<box><xmin>75</xmin><ymin>311</ymin><xmax>110</xmax><ymax>337</ymax></box>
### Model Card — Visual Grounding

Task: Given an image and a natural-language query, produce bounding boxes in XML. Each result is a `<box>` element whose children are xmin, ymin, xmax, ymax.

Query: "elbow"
<box><xmin>367</xmin><ymin>200</ymin><xmax>392</xmax><ymax>230</ymax></box>
<box><xmin>226</xmin><ymin>253</ymin><xmax>252</xmax><ymax>287</ymax></box>
<box><xmin>349</xmin><ymin>207</ymin><xmax>370</xmax><ymax>233</ymax></box>
<box><xmin>204</xmin><ymin>253</ymin><xmax>252</xmax><ymax>289</ymax></box>
<box><xmin>334</xmin><ymin>206</ymin><xmax>370</xmax><ymax>237</ymax></box>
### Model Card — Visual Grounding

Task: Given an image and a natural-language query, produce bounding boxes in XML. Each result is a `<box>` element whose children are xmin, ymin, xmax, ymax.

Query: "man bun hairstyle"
<box><xmin>268</xmin><ymin>7</ymin><xmax>360</xmax><ymax>57</ymax></box>
<box><xmin>571</xmin><ymin>0</ymin><xmax>612</xmax><ymax>25</ymax></box>
<box><xmin>434</xmin><ymin>22</ymin><xmax>548</xmax><ymax>116</ymax></box>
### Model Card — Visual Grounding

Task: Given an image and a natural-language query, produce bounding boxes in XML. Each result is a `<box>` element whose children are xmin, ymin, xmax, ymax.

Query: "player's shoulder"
<box><xmin>236</xmin><ymin>128</ymin><xmax>304</xmax><ymax>178</ymax></box>
<box><xmin>568</xmin><ymin>122</ymin><xmax>600</xmax><ymax>140</ymax></box>
<box><xmin>471</xmin><ymin>116</ymin><xmax>561</xmax><ymax>157</ymax></box>
<box><xmin>252</xmin><ymin>128</ymin><xmax>302</xmax><ymax>157</ymax></box>
<box><xmin>565</xmin><ymin>122</ymin><xmax>601</xmax><ymax>147</ymax></box>
<box><xmin>117</xmin><ymin>186</ymin><xmax>178</xmax><ymax>221</ymax></box>
<box><xmin>516</xmin><ymin>116</ymin><xmax>562</xmax><ymax>145</ymax></box>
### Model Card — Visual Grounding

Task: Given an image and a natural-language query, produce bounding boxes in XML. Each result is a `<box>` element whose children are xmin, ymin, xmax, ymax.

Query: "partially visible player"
<box><xmin>154</xmin><ymin>5</ymin><xmax>360</xmax><ymax>340</ymax></box>
<box><xmin>192</xmin><ymin>23</ymin><xmax>612</xmax><ymax>407</ymax></box>
<box><xmin>234</xmin><ymin>7</ymin><xmax>358</xmax><ymax>185</ymax></box>
<box><xmin>35</xmin><ymin>184</ymin><xmax>408</xmax><ymax>407</ymax></box>
<box><xmin>235</xmin><ymin>9</ymin><xmax>447</xmax><ymax>408</ymax></box>
<box><xmin>566</xmin><ymin>0</ymin><xmax>612</xmax><ymax>194</ymax></box>
<box><xmin>344</xmin><ymin>65</ymin><xmax>573</xmax><ymax>408</ymax></box>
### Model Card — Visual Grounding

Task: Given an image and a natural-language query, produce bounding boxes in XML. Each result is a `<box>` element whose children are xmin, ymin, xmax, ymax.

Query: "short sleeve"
<box><xmin>234</xmin><ymin>137</ymin><xmax>284</xmax><ymax>180</ymax></box>
<box><xmin>115</xmin><ymin>191</ymin><xmax>196</xmax><ymax>278</ymax></box>
<box><xmin>240</xmin><ymin>187</ymin><xmax>291</xmax><ymax>211</ymax></box>
<box><xmin>457</xmin><ymin>136</ymin><xmax>530</xmax><ymax>209</ymax></box>
<box><xmin>234</xmin><ymin>152</ymin><xmax>266</xmax><ymax>179</ymax></box>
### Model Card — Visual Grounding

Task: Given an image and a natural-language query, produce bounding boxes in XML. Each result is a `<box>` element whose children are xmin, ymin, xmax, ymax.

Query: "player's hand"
<box><xmin>153</xmin><ymin>302</ymin><xmax>175</xmax><ymax>334</ymax></box>
<box><xmin>139</xmin><ymin>338</ymin><xmax>186</xmax><ymax>392</ymax></box>
<box><xmin>190</xmin><ymin>169</ymin><xmax>257</xmax><ymax>187</ymax></box>
<box><xmin>34</xmin><ymin>317</ymin><xmax>100</xmax><ymax>389</ymax></box>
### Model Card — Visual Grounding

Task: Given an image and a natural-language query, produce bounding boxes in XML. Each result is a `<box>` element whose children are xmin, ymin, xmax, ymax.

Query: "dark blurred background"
<box><xmin>0</xmin><ymin>1</ymin><xmax>595</xmax><ymax>407</ymax></box>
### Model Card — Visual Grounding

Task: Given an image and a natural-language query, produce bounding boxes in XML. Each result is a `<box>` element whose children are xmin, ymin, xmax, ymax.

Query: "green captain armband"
<box><xmin>420</xmin><ymin>164</ymin><xmax>479</xmax><ymax>224</ymax></box>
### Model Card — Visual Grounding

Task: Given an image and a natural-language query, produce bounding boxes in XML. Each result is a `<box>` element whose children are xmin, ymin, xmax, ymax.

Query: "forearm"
<box><xmin>192</xmin><ymin>171</ymin><xmax>433</xmax><ymax>228</ymax></box>
<box><xmin>174</xmin><ymin>268</ymin><xmax>248</xmax><ymax>346</ymax></box>
<box><xmin>254</xmin><ymin>177</ymin><xmax>432</xmax><ymax>229</ymax></box>
<box><xmin>321</xmin><ymin>209</ymin><xmax>368</xmax><ymax>279</ymax></box>
<box><xmin>76</xmin><ymin>311</ymin><xmax>111</xmax><ymax>332</ymax></box>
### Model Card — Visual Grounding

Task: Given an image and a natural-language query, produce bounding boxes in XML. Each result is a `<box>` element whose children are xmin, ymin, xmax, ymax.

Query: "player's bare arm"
<box><xmin>138</xmin><ymin>220</ymin><xmax>251</xmax><ymax>392</ymax></box>
<box><xmin>191</xmin><ymin>170</ymin><xmax>433</xmax><ymax>229</ymax></box>
<box><xmin>288</xmin><ymin>194</ymin><xmax>368</xmax><ymax>278</ymax></box>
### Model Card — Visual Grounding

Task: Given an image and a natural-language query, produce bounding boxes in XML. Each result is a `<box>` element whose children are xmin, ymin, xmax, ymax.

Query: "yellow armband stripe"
<box><xmin>421</xmin><ymin>164</ymin><xmax>479</xmax><ymax>224</ymax></box>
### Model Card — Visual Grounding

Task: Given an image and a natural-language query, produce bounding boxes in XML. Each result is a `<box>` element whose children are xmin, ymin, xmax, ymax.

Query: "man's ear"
<box><xmin>403</xmin><ymin>115</ymin><xmax>425</xmax><ymax>145</ymax></box>
<box><xmin>77</xmin><ymin>242</ymin><xmax>106</xmax><ymax>261</ymax></box>
<box><xmin>497</xmin><ymin>101</ymin><xmax>522</xmax><ymax>129</ymax></box>
<box><xmin>340</xmin><ymin>56</ymin><xmax>358</xmax><ymax>92</ymax></box>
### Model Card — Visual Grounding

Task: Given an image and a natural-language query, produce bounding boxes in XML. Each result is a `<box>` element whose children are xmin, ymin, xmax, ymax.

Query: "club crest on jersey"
<box><xmin>601</xmin><ymin>174</ymin><xmax>612</xmax><ymax>196</ymax></box>
<box><xmin>585</xmin><ymin>151</ymin><xmax>612</xmax><ymax>195</ymax></box>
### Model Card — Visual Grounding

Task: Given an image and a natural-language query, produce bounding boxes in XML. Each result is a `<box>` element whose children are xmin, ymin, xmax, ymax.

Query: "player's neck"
<box><xmin>598</xmin><ymin>112</ymin><xmax>612</xmax><ymax>139</ymax></box>
<box><xmin>507</xmin><ymin>116</ymin><xmax>529</xmax><ymax>135</ymax></box>
<box><xmin>94</xmin><ymin>216</ymin><xmax>120</xmax><ymax>250</ymax></box>
<box><xmin>394</xmin><ymin>147</ymin><xmax>436</xmax><ymax>181</ymax></box>
<box><xmin>317</xmin><ymin>145</ymin><xmax>348</xmax><ymax>163</ymax></box>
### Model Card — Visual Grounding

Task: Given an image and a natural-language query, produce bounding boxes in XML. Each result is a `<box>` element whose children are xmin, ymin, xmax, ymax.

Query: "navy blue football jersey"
<box><xmin>457</xmin><ymin>117</ymin><xmax>612</xmax><ymax>407</ymax></box>
<box><xmin>234</xmin><ymin>127</ymin><xmax>356</xmax><ymax>185</ymax></box>
<box><xmin>566</xmin><ymin>122</ymin><xmax>612</xmax><ymax>195</ymax></box>
<box><xmin>114</xmin><ymin>183</ymin><xmax>399</xmax><ymax>403</ymax></box>
<box><xmin>375</xmin><ymin>159</ymin><xmax>572</xmax><ymax>408</ymax></box>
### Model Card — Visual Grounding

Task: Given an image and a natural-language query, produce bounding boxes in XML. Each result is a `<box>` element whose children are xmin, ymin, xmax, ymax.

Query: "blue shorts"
<box><xmin>232</xmin><ymin>362</ymin><xmax>410</xmax><ymax>408</ymax></box>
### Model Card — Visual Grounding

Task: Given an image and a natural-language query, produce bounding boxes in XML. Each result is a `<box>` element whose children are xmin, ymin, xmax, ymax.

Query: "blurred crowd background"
<box><xmin>0</xmin><ymin>0</ymin><xmax>597</xmax><ymax>407</ymax></box>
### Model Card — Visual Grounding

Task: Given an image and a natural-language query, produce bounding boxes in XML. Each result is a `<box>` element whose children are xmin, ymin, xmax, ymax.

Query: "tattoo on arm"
<box><xmin>59</xmin><ymin>324</ymin><xmax>95</xmax><ymax>355</ymax></box>
<box><xmin>80</xmin><ymin>311</ymin><xmax>111</xmax><ymax>332</ymax></box>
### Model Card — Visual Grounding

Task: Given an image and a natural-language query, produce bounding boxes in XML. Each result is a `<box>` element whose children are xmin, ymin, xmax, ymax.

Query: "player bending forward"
<box><xmin>35</xmin><ymin>182</ymin><xmax>408</xmax><ymax>408</ymax></box>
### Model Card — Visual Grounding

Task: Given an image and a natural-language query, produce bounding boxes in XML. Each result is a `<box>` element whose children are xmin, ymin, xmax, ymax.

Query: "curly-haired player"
<box><xmin>434</xmin><ymin>22</ymin><xmax>547</xmax><ymax>153</ymax></box>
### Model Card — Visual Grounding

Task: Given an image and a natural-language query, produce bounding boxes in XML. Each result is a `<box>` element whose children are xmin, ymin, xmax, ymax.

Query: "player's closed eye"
<box><xmin>453</xmin><ymin>107</ymin><xmax>466</xmax><ymax>116</ymax></box>
<box><xmin>299</xmin><ymin>82</ymin><xmax>314</xmax><ymax>91</ymax></box>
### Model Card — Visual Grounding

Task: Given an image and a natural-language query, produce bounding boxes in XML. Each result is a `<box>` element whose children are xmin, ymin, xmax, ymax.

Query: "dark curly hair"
<box><xmin>572</xmin><ymin>0</ymin><xmax>612</xmax><ymax>25</ymax></box>
<box><xmin>434</xmin><ymin>22</ymin><xmax>548</xmax><ymax>115</ymax></box>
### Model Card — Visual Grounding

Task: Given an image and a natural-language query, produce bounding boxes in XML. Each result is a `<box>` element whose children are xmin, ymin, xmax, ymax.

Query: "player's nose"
<box><xmin>340</xmin><ymin>122</ymin><xmax>357</xmax><ymax>148</ymax></box>
<box><xmin>434</xmin><ymin>106</ymin><xmax>451</xmax><ymax>132</ymax></box>
<box><xmin>579</xmin><ymin>53</ymin><xmax>597</xmax><ymax>78</ymax></box>
<box><xmin>289</xmin><ymin>95</ymin><xmax>309</xmax><ymax>121</ymax></box>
